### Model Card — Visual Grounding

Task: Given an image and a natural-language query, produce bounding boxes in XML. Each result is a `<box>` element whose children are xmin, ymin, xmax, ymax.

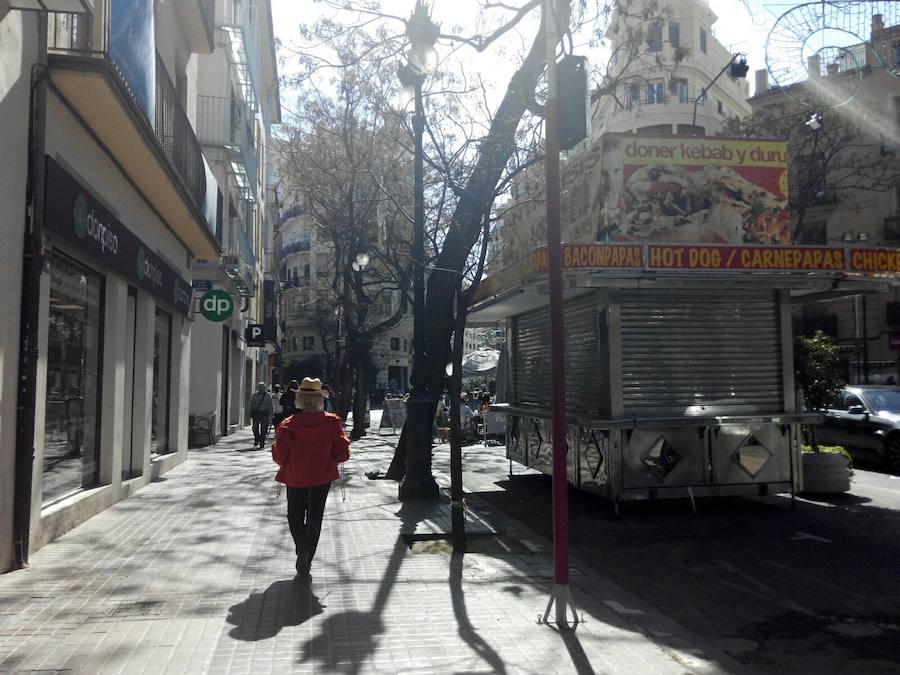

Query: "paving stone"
<box><xmin>0</xmin><ymin>425</ymin><xmax>740</xmax><ymax>674</ymax></box>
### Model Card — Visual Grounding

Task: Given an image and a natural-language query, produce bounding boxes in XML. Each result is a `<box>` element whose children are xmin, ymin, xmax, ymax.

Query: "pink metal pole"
<box><xmin>540</xmin><ymin>0</ymin><xmax>576</xmax><ymax>627</ymax></box>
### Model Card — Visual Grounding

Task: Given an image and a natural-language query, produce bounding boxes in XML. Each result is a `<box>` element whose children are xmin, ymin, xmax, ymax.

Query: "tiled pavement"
<box><xmin>0</xmin><ymin>419</ymin><xmax>744</xmax><ymax>674</ymax></box>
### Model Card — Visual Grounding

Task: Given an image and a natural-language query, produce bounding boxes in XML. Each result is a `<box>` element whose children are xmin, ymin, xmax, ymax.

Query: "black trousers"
<box><xmin>286</xmin><ymin>484</ymin><xmax>331</xmax><ymax>566</ymax></box>
<box><xmin>251</xmin><ymin>414</ymin><xmax>270</xmax><ymax>445</ymax></box>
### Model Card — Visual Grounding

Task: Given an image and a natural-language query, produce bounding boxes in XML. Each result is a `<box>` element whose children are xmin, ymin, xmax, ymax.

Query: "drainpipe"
<box><xmin>14</xmin><ymin>15</ymin><xmax>49</xmax><ymax>569</ymax></box>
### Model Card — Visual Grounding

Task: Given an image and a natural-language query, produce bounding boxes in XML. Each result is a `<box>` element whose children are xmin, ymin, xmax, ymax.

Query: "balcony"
<box><xmin>196</xmin><ymin>94</ymin><xmax>259</xmax><ymax>191</ymax></box>
<box><xmin>47</xmin><ymin>8</ymin><xmax>219</xmax><ymax>258</ymax></box>
<box><xmin>276</xmin><ymin>204</ymin><xmax>307</xmax><ymax>230</ymax></box>
<box><xmin>279</xmin><ymin>240</ymin><xmax>311</xmax><ymax>258</ymax></box>
<box><xmin>175</xmin><ymin>0</ymin><xmax>215</xmax><ymax>55</ymax></box>
<box><xmin>224</xmin><ymin>227</ymin><xmax>257</xmax><ymax>297</ymax></box>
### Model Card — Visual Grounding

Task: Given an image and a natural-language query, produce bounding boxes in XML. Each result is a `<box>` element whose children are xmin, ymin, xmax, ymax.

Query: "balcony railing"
<box><xmin>48</xmin><ymin>7</ymin><xmax>208</xmax><ymax>224</ymax></box>
<box><xmin>224</xmin><ymin>227</ymin><xmax>257</xmax><ymax>296</ymax></box>
<box><xmin>276</xmin><ymin>204</ymin><xmax>307</xmax><ymax>229</ymax></box>
<box><xmin>196</xmin><ymin>94</ymin><xmax>259</xmax><ymax>193</ymax></box>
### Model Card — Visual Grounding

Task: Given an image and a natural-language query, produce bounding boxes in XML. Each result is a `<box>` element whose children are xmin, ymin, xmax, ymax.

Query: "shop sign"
<box><xmin>470</xmin><ymin>242</ymin><xmax>900</xmax><ymax>305</ymax></box>
<box><xmin>501</xmin><ymin>133</ymin><xmax>790</xmax><ymax>268</ymax></box>
<box><xmin>192</xmin><ymin>279</ymin><xmax>213</xmax><ymax>292</ymax></box>
<box><xmin>647</xmin><ymin>244</ymin><xmax>844</xmax><ymax>271</ymax></box>
<box><xmin>44</xmin><ymin>156</ymin><xmax>193</xmax><ymax>315</ymax></box>
<box><xmin>263</xmin><ymin>280</ymin><xmax>277</xmax><ymax>340</ymax></box>
<box><xmin>199</xmin><ymin>289</ymin><xmax>234</xmax><ymax>322</ymax></box>
<box><xmin>245</xmin><ymin>323</ymin><xmax>265</xmax><ymax>347</ymax></box>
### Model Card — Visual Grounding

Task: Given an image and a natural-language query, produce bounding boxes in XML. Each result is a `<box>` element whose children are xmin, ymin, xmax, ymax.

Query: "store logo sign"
<box><xmin>73</xmin><ymin>193</ymin><xmax>119</xmax><ymax>255</ymax></box>
<box><xmin>199</xmin><ymin>289</ymin><xmax>234</xmax><ymax>322</ymax></box>
<box><xmin>136</xmin><ymin>247</ymin><xmax>163</xmax><ymax>287</ymax></box>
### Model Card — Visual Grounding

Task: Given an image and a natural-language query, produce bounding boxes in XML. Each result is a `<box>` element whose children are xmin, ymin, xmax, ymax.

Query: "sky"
<box><xmin>270</xmin><ymin>0</ymin><xmax>785</xmax><ymax>102</ymax></box>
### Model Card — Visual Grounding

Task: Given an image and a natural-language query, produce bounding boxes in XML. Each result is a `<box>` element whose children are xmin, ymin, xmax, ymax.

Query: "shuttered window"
<box><xmin>617</xmin><ymin>289</ymin><xmax>783</xmax><ymax>415</ymax></box>
<box><xmin>513</xmin><ymin>293</ymin><xmax>601</xmax><ymax>413</ymax></box>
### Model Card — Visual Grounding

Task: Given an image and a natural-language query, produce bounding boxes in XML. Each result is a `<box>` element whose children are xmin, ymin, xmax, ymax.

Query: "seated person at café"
<box><xmin>459</xmin><ymin>394</ymin><xmax>476</xmax><ymax>436</ymax></box>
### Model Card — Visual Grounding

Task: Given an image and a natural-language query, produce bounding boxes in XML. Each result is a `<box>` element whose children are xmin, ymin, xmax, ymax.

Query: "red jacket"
<box><xmin>272</xmin><ymin>412</ymin><xmax>350</xmax><ymax>487</ymax></box>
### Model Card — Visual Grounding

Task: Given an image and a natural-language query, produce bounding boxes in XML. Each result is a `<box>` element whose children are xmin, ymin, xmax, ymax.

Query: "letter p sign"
<box><xmin>246</xmin><ymin>323</ymin><xmax>265</xmax><ymax>347</ymax></box>
<box><xmin>199</xmin><ymin>289</ymin><xmax>234</xmax><ymax>322</ymax></box>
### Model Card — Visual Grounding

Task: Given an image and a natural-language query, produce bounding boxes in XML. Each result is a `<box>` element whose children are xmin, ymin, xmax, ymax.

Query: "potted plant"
<box><xmin>794</xmin><ymin>331</ymin><xmax>851</xmax><ymax>493</ymax></box>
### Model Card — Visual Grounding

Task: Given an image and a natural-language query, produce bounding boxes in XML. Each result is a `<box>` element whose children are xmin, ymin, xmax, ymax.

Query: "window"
<box><xmin>303</xmin><ymin>264</ymin><xmax>310</xmax><ymax>279</ymax></box>
<box><xmin>152</xmin><ymin>309</ymin><xmax>172</xmax><ymax>454</ymax></box>
<box><xmin>648</xmin><ymin>22</ymin><xmax>662</xmax><ymax>52</ymax></box>
<box><xmin>700</xmin><ymin>28</ymin><xmax>707</xmax><ymax>53</ymax></box>
<box><xmin>796</xmin><ymin>220</ymin><xmax>827</xmax><ymax>245</ymax></box>
<box><xmin>390</xmin><ymin>337</ymin><xmax>400</xmax><ymax>351</ymax></box>
<box><xmin>627</xmin><ymin>83</ymin><xmax>640</xmax><ymax>108</ymax></box>
<box><xmin>668</xmin><ymin>22</ymin><xmax>680</xmax><ymax>49</ymax></box>
<box><xmin>671</xmin><ymin>77</ymin><xmax>688</xmax><ymax>103</ymax></box>
<box><xmin>717</xmin><ymin>99</ymin><xmax>724</xmax><ymax>115</ymax></box>
<box><xmin>43</xmin><ymin>254</ymin><xmax>104</xmax><ymax>503</ymax></box>
<box><xmin>895</xmin><ymin>42</ymin><xmax>900</xmax><ymax>66</ymax></box>
<box><xmin>303</xmin><ymin>336</ymin><xmax>315</xmax><ymax>350</ymax></box>
<box><xmin>647</xmin><ymin>80</ymin><xmax>665</xmax><ymax>104</ymax></box>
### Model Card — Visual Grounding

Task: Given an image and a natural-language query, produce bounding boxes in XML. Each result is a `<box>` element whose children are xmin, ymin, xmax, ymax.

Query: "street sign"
<box><xmin>199</xmin><ymin>289</ymin><xmax>234</xmax><ymax>321</ymax></box>
<box><xmin>192</xmin><ymin>279</ymin><xmax>213</xmax><ymax>292</ymax></box>
<box><xmin>246</xmin><ymin>323</ymin><xmax>265</xmax><ymax>347</ymax></box>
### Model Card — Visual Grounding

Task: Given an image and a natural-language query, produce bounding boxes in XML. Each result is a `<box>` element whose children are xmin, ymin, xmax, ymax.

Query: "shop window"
<box><xmin>390</xmin><ymin>337</ymin><xmax>400</xmax><ymax>351</ymax></box>
<box><xmin>42</xmin><ymin>254</ymin><xmax>104</xmax><ymax>504</ymax></box>
<box><xmin>303</xmin><ymin>336</ymin><xmax>315</xmax><ymax>350</ymax></box>
<box><xmin>700</xmin><ymin>28</ymin><xmax>707</xmax><ymax>53</ymax></box>
<box><xmin>152</xmin><ymin>309</ymin><xmax>172</xmax><ymax>455</ymax></box>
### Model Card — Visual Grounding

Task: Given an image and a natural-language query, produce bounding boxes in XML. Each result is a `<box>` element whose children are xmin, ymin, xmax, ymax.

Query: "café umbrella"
<box><xmin>445</xmin><ymin>348</ymin><xmax>500</xmax><ymax>378</ymax></box>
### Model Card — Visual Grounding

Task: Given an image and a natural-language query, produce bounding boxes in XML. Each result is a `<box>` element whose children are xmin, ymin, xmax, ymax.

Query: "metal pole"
<box><xmin>691</xmin><ymin>54</ymin><xmax>739</xmax><ymax>136</ymax></box>
<box><xmin>863</xmin><ymin>294</ymin><xmax>870</xmax><ymax>384</ymax></box>
<box><xmin>540</xmin><ymin>0</ymin><xmax>577</xmax><ymax>628</ymax></box>
<box><xmin>399</xmin><ymin>74</ymin><xmax>439</xmax><ymax>501</ymax></box>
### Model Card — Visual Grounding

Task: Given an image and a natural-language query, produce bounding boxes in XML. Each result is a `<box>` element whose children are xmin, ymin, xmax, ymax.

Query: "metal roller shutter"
<box><xmin>513</xmin><ymin>293</ymin><xmax>599</xmax><ymax>412</ymax></box>
<box><xmin>617</xmin><ymin>289</ymin><xmax>783</xmax><ymax>415</ymax></box>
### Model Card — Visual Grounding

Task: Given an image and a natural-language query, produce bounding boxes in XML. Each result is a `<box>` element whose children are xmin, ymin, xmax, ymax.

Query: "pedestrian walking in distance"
<box><xmin>271</xmin><ymin>383</ymin><xmax>283</xmax><ymax>426</ymax></box>
<box><xmin>249</xmin><ymin>382</ymin><xmax>274</xmax><ymax>448</ymax></box>
<box><xmin>280</xmin><ymin>379</ymin><xmax>300</xmax><ymax>418</ymax></box>
<box><xmin>272</xmin><ymin>377</ymin><xmax>350</xmax><ymax>577</ymax></box>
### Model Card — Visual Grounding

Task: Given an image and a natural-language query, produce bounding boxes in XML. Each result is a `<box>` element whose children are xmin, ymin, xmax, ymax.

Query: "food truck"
<box><xmin>467</xmin><ymin>134</ymin><xmax>899</xmax><ymax>509</ymax></box>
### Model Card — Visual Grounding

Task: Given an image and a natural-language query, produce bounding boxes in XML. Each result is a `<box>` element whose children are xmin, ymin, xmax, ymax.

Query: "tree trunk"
<box><xmin>351</xmin><ymin>346</ymin><xmax>372</xmax><ymax>440</ymax></box>
<box><xmin>337</xmin><ymin>353</ymin><xmax>354</xmax><ymax>420</ymax></box>
<box><xmin>385</xmin><ymin>9</ymin><xmax>555</xmax><ymax>480</ymax></box>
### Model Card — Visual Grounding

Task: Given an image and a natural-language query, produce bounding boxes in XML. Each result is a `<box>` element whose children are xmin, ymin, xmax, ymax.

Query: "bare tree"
<box><xmin>723</xmin><ymin>100</ymin><xmax>900</xmax><ymax>244</ymax></box>
<box><xmin>277</xmin><ymin>0</ymin><xmax>669</xmax><ymax>474</ymax></box>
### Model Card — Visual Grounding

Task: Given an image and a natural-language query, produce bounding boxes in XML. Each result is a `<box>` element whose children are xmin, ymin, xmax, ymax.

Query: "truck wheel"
<box><xmin>887</xmin><ymin>437</ymin><xmax>900</xmax><ymax>474</ymax></box>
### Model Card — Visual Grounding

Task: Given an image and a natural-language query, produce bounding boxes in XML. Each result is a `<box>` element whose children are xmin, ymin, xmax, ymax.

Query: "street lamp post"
<box><xmin>398</xmin><ymin>1</ymin><xmax>440</xmax><ymax>501</ymax></box>
<box><xmin>691</xmin><ymin>54</ymin><xmax>749</xmax><ymax>135</ymax></box>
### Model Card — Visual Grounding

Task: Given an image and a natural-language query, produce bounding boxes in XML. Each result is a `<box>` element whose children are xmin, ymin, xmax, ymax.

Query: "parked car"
<box><xmin>818</xmin><ymin>386</ymin><xmax>900</xmax><ymax>472</ymax></box>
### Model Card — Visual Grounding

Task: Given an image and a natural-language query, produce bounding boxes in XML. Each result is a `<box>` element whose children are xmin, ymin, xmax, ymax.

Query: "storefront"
<box><xmin>30</xmin><ymin>154</ymin><xmax>194</xmax><ymax>546</ymax></box>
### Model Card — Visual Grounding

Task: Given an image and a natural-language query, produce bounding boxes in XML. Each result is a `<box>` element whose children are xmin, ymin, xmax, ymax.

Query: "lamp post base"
<box><xmin>398</xmin><ymin>397</ymin><xmax>440</xmax><ymax>501</ymax></box>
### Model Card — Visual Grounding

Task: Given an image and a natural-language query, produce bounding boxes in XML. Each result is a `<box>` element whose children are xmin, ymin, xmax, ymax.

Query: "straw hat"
<box><xmin>298</xmin><ymin>377</ymin><xmax>329</xmax><ymax>398</ymax></box>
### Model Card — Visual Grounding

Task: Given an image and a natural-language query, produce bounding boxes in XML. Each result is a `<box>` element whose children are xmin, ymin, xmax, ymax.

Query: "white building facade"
<box><xmin>188</xmin><ymin>0</ymin><xmax>280</xmax><ymax>440</ymax></box>
<box><xmin>594</xmin><ymin>0</ymin><xmax>750</xmax><ymax>138</ymax></box>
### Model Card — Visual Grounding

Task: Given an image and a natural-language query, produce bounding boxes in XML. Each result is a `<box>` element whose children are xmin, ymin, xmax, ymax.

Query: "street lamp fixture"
<box><xmin>691</xmin><ymin>53</ymin><xmax>749</xmax><ymax>136</ymax></box>
<box><xmin>806</xmin><ymin>112</ymin><xmax>824</xmax><ymax>131</ymax></box>
<box><xmin>398</xmin><ymin>0</ymin><xmax>441</xmax><ymax>502</ymax></box>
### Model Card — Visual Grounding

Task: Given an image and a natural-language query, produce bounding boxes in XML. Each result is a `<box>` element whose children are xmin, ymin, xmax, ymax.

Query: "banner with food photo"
<box><xmin>600</xmin><ymin>134</ymin><xmax>790</xmax><ymax>245</ymax></box>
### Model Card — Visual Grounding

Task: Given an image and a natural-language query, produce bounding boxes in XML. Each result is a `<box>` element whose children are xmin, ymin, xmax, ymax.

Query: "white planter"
<box><xmin>802</xmin><ymin>452</ymin><xmax>851</xmax><ymax>494</ymax></box>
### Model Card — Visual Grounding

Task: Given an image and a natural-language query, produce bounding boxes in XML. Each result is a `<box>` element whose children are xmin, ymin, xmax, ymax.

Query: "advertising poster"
<box><xmin>603</xmin><ymin>134</ymin><xmax>790</xmax><ymax>245</ymax></box>
<box><xmin>110</xmin><ymin>0</ymin><xmax>156</xmax><ymax>124</ymax></box>
<box><xmin>500</xmin><ymin>134</ymin><xmax>790</xmax><ymax>266</ymax></box>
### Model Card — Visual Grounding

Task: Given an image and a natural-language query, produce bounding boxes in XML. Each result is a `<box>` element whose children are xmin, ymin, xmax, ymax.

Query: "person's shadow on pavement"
<box><xmin>226</xmin><ymin>578</ymin><xmax>323</xmax><ymax>641</ymax></box>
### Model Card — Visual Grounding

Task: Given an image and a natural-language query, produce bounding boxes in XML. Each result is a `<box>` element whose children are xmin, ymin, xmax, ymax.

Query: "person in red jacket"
<box><xmin>272</xmin><ymin>377</ymin><xmax>350</xmax><ymax>577</ymax></box>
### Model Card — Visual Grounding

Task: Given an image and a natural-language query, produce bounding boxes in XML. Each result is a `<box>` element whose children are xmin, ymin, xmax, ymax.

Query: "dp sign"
<box><xmin>199</xmin><ymin>289</ymin><xmax>234</xmax><ymax>321</ymax></box>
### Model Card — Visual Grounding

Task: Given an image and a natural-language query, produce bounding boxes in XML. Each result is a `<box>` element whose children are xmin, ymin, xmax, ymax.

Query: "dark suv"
<box><xmin>818</xmin><ymin>386</ymin><xmax>900</xmax><ymax>472</ymax></box>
